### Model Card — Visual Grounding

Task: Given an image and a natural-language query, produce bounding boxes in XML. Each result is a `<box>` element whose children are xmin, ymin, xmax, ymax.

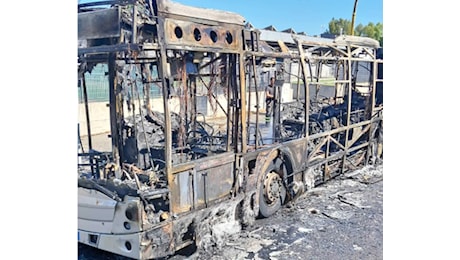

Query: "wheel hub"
<box><xmin>264</xmin><ymin>171</ymin><xmax>282</xmax><ymax>204</ymax></box>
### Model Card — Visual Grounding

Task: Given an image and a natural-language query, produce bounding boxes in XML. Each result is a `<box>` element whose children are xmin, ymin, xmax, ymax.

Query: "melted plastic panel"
<box><xmin>78</xmin><ymin>188</ymin><xmax>117</xmax><ymax>222</ymax></box>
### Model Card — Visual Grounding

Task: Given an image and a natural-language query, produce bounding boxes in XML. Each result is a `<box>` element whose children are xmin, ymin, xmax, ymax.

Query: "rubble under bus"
<box><xmin>77</xmin><ymin>0</ymin><xmax>383</xmax><ymax>259</ymax></box>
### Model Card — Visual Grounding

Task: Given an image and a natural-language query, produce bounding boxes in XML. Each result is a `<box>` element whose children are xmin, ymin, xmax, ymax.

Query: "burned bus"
<box><xmin>77</xmin><ymin>0</ymin><xmax>383</xmax><ymax>259</ymax></box>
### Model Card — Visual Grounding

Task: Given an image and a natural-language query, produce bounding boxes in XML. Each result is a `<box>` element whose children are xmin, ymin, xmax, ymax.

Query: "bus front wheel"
<box><xmin>259</xmin><ymin>164</ymin><xmax>286</xmax><ymax>218</ymax></box>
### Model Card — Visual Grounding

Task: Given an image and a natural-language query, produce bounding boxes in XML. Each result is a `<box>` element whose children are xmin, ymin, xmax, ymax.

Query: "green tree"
<box><xmin>327</xmin><ymin>18</ymin><xmax>351</xmax><ymax>35</ymax></box>
<box><xmin>327</xmin><ymin>19</ymin><xmax>383</xmax><ymax>47</ymax></box>
<box><xmin>354</xmin><ymin>24</ymin><xmax>365</xmax><ymax>36</ymax></box>
<box><xmin>356</xmin><ymin>22</ymin><xmax>383</xmax><ymax>46</ymax></box>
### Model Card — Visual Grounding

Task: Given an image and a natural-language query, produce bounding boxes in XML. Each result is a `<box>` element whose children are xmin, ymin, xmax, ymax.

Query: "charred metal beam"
<box><xmin>330</xmin><ymin>135</ymin><xmax>346</xmax><ymax>151</ymax></box>
<box><xmin>295</xmin><ymin>39</ymin><xmax>310</xmax><ymax>138</ymax></box>
<box><xmin>108</xmin><ymin>53</ymin><xmax>123</xmax><ymax>178</ymax></box>
<box><xmin>366</xmin><ymin>55</ymin><xmax>379</xmax><ymax>164</ymax></box>
<box><xmin>348</xmin><ymin>142</ymin><xmax>370</xmax><ymax>153</ymax></box>
<box><xmin>141</xmin><ymin>188</ymin><xmax>170</xmax><ymax>200</ymax></box>
<box><xmin>245</xmin><ymin>50</ymin><xmax>299</xmax><ymax>59</ymax></box>
<box><xmin>156</xmin><ymin>0</ymin><xmax>245</xmax><ymax>26</ymax></box>
<box><xmin>307</xmin><ymin>137</ymin><xmax>328</xmax><ymax>162</ymax></box>
<box><xmin>251</xmin><ymin>55</ymin><xmax>261</xmax><ymax>149</ymax></box>
<box><xmin>348</xmin><ymin>124</ymin><xmax>371</xmax><ymax>148</ymax></box>
<box><xmin>78</xmin><ymin>0</ymin><xmax>136</xmax><ymax>9</ymax></box>
<box><xmin>78</xmin><ymin>44</ymin><xmax>140</xmax><ymax>55</ymax></box>
<box><xmin>308</xmin><ymin>119</ymin><xmax>376</xmax><ymax>141</ymax></box>
<box><xmin>197</xmin><ymin>76</ymin><xmax>228</xmax><ymax>118</ymax></box>
<box><xmin>140</xmin><ymin>64</ymin><xmax>152</xmax><ymax>115</ymax></box>
<box><xmin>230</xmin><ymin>54</ymin><xmax>239</xmax><ymax>152</ymax></box>
<box><xmin>307</xmin><ymin>151</ymin><xmax>345</xmax><ymax>169</ymax></box>
<box><xmin>155</xmin><ymin>11</ymin><xmax>177</xmax><ymax>211</ymax></box>
<box><xmin>161</xmin><ymin>44</ymin><xmax>241</xmax><ymax>55</ymax></box>
<box><xmin>239</xmin><ymin>53</ymin><xmax>248</xmax><ymax>153</ymax></box>
<box><xmin>171</xmin><ymin>162</ymin><xmax>194</xmax><ymax>175</ymax></box>
<box><xmin>81</xmin><ymin>74</ymin><xmax>93</xmax><ymax>151</ymax></box>
<box><xmin>342</xmin><ymin>45</ymin><xmax>353</xmax><ymax>173</ymax></box>
<box><xmin>246</xmin><ymin>62</ymin><xmax>251</xmax><ymax>147</ymax></box>
<box><xmin>132</xmin><ymin>4</ymin><xmax>138</xmax><ymax>44</ymax></box>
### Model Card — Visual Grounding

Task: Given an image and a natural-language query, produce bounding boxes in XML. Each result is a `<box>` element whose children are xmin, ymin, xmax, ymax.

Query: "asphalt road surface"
<box><xmin>79</xmin><ymin>163</ymin><xmax>383</xmax><ymax>260</ymax></box>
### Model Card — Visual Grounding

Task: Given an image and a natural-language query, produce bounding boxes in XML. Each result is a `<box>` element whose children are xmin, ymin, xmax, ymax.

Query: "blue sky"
<box><xmin>170</xmin><ymin>0</ymin><xmax>382</xmax><ymax>36</ymax></box>
<box><xmin>78</xmin><ymin>0</ymin><xmax>383</xmax><ymax>36</ymax></box>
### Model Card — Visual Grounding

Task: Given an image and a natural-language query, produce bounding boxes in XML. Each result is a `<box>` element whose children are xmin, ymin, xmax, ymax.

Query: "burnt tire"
<box><xmin>258</xmin><ymin>163</ymin><xmax>286</xmax><ymax>218</ymax></box>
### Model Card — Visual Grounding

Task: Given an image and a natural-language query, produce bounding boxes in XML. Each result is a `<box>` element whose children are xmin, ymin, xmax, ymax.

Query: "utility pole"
<box><xmin>350</xmin><ymin>0</ymin><xmax>358</xmax><ymax>35</ymax></box>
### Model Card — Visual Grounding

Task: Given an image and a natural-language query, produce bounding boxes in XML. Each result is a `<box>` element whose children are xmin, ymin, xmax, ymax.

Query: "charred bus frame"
<box><xmin>78</xmin><ymin>0</ymin><xmax>383</xmax><ymax>259</ymax></box>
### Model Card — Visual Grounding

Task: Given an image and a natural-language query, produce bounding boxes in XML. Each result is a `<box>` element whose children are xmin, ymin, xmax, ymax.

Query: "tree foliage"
<box><xmin>327</xmin><ymin>18</ymin><xmax>383</xmax><ymax>46</ymax></box>
<box><xmin>328</xmin><ymin>18</ymin><xmax>352</xmax><ymax>36</ymax></box>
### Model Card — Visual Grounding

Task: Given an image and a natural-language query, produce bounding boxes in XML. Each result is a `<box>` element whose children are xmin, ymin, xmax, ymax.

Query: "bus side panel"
<box><xmin>195</xmin><ymin>162</ymin><xmax>234</xmax><ymax>207</ymax></box>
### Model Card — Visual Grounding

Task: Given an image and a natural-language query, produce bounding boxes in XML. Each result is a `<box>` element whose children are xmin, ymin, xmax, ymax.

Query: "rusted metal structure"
<box><xmin>77</xmin><ymin>0</ymin><xmax>383</xmax><ymax>259</ymax></box>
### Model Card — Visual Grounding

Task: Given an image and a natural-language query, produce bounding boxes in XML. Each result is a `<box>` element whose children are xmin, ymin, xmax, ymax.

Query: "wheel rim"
<box><xmin>263</xmin><ymin>171</ymin><xmax>282</xmax><ymax>205</ymax></box>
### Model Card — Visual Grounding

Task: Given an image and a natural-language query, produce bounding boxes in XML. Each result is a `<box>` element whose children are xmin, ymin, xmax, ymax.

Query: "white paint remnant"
<box><xmin>293</xmin><ymin>238</ymin><xmax>305</xmax><ymax>244</ymax></box>
<box><xmin>269</xmin><ymin>251</ymin><xmax>282</xmax><ymax>257</ymax></box>
<box><xmin>298</xmin><ymin>227</ymin><xmax>313</xmax><ymax>233</ymax></box>
<box><xmin>353</xmin><ymin>244</ymin><xmax>363</xmax><ymax>251</ymax></box>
